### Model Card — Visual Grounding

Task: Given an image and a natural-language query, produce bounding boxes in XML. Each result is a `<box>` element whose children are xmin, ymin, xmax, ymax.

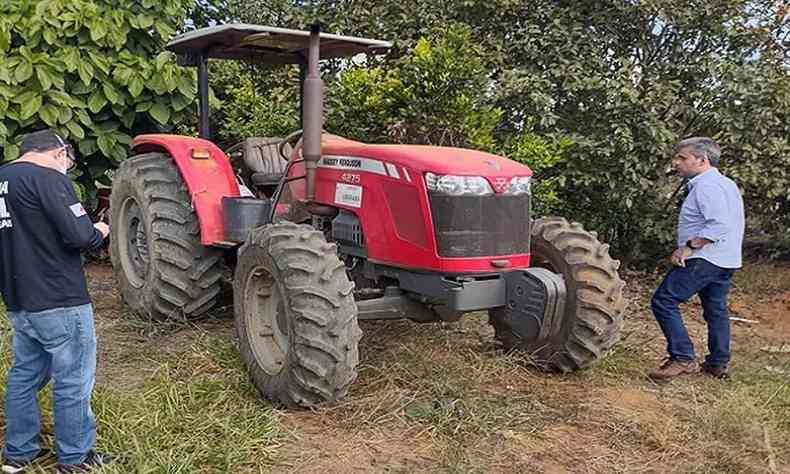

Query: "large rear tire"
<box><xmin>233</xmin><ymin>222</ymin><xmax>362</xmax><ymax>408</ymax></box>
<box><xmin>489</xmin><ymin>217</ymin><xmax>626</xmax><ymax>371</ymax></box>
<box><xmin>110</xmin><ymin>153</ymin><xmax>224</xmax><ymax>320</ymax></box>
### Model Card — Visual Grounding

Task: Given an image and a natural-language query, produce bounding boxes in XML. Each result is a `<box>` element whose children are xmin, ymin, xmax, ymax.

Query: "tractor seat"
<box><xmin>228</xmin><ymin>137</ymin><xmax>292</xmax><ymax>185</ymax></box>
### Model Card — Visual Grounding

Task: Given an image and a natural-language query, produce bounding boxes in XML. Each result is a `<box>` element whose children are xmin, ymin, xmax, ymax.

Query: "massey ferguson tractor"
<box><xmin>109</xmin><ymin>24</ymin><xmax>626</xmax><ymax>408</ymax></box>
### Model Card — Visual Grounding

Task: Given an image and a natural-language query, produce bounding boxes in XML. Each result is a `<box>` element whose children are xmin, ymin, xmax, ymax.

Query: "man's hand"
<box><xmin>94</xmin><ymin>222</ymin><xmax>110</xmax><ymax>239</ymax></box>
<box><xmin>670</xmin><ymin>247</ymin><xmax>693</xmax><ymax>267</ymax></box>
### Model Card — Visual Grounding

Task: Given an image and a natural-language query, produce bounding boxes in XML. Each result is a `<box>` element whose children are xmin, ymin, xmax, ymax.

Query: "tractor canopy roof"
<box><xmin>166</xmin><ymin>24</ymin><xmax>392</xmax><ymax>65</ymax></box>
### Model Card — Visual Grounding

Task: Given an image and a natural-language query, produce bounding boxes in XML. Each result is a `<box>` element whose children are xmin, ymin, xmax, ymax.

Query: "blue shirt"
<box><xmin>678</xmin><ymin>168</ymin><xmax>744</xmax><ymax>269</ymax></box>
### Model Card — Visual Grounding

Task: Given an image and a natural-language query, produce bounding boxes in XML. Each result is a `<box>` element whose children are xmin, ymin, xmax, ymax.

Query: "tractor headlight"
<box><xmin>504</xmin><ymin>176</ymin><xmax>532</xmax><ymax>195</ymax></box>
<box><xmin>424</xmin><ymin>173</ymin><xmax>494</xmax><ymax>196</ymax></box>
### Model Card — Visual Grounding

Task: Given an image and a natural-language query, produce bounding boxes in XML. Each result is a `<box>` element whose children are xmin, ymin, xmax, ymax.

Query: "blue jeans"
<box><xmin>3</xmin><ymin>304</ymin><xmax>96</xmax><ymax>465</ymax></box>
<box><xmin>651</xmin><ymin>258</ymin><xmax>735</xmax><ymax>367</ymax></box>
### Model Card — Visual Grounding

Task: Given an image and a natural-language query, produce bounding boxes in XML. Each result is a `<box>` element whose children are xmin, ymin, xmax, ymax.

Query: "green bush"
<box><xmin>0</xmin><ymin>0</ymin><xmax>196</xmax><ymax>200</ymax></box>
<box><xmin>327</xmin><ymin>26</ymin><xmax>501</xmax><ymax>151</ymax></box>
<box><xmin>208</xmin><ymin>61</ymin><xmax>300</xmax><ymax>146</ymax></box>
<box><xmin>503</xmin><ymin>129</ymin><xmax>573</xmax><ymax>217</ymax></box>
<box><xmin>207</xmin><ymin>0</ymin><xmax>790</xmax><ymax>262</ymax></box>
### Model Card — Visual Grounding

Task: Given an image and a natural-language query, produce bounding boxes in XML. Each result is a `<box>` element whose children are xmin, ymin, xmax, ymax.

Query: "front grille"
<box><xmin>429</xmin><ymin>194</ymin><xmax>531</xmax><ymax>257</ymax></box>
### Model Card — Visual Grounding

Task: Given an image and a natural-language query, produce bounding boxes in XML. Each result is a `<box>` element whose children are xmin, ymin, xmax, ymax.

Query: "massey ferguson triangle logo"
<box><xmin>493</xmin><ymin>177</ymin><xmax>509</xmax><ymax>193</ymax></box>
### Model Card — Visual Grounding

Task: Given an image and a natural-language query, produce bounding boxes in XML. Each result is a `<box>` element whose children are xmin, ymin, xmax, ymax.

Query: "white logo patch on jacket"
<box><xmin>69</xmin><ymin>203</ymin><xmax>87</xmax><ymax>217</ymax></box>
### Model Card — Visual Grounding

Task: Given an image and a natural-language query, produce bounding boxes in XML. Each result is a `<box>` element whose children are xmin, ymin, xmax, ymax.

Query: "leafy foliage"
<box><xmin>227</xmin><ymin>0</ymin><xmax>789</xmax><ymax>261</ymax></box>
<box><xmin>0</xmin><ymin>0</ymin><xmax>195</xmax><ymax>197</ymax></box>
<box><xmin>209</xmin><ymin>62</ymin><xmax>299</xmax><ymax>146</ymax></box>
<box><xmin>327</xmin><ymin>27</ymin><xmax>502</xmax><ymax>151</ymax></box>
<box><xmin>5</xmin><ymin>0</ymin><xmax>784</xmax><ymax>261</ymax></box>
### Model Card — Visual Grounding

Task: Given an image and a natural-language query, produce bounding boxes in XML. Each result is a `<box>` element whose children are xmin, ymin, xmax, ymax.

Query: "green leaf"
<box><xmin>128</xmin><ymin>75</ymin><xmax>144</xmax><ymax>98</ymax></box>
<box><xmin>77</xmin><ymin>60</ymin><xmax>94</xmax><ymax>85</ymax></box>
<box><xmin>59</xmin><ymin>107</ymin><xmax>73</xmax><ymax>124</ymax></box>
<box><xmin>15</xmin><ymin>61</ymin><xmax>34</xmax><ymax>83</ymax></box>
<box><xmin>34</xmin><ymin>1</ymin><xmax>49</xmax><ymax>16</ymax></box>
<box><xmin>19</xmin><ymin>94</ymin><xmax>42</xmax><ymax>120</ymax></box>
<box><xmin>135</xmin><ymin>101</ymin><xmax>153</xmax><ymax>112</ymax></box>
<box><xmin>113</xmin><ymin>132</ymin><xmax>132</xmax><ymax>145</ymax></box>
<box><xmin>88</xmin><ymin>89</ymin><xmax>106</xmax><ymax>113</ymax></box>
<box><xmin>155</xmin><ymin>52</ymin><xmax>171</xmax><ymax>70</ymax></box>
<box><xmin>4</xmin><ymin>144</ymin><xmax>19</xmax><ymax>161</ymax></box>
<box><xmin>39</xmin><ymin>102</ymin><xmax>59</xmax><ymax>126</ymax></box>
<box><xmin>78</xmin><ymin>138</ymin><xmax>96</xmax><ymax>156</ymax></box>
<box><xmin>0</xmin><ymin>120</ymin><xmax>7</xmax><ymax>138</ymax></box>
<box><xmin>110</xmin><ymin>143</ymin><xmax>127</xmax><ymax>162</ymax></box>
<box><xmin>68</xmin><ymin>95</ymin><xmax>87</xmax><ymax>109</ymax></box>
<box><xmin>97</xmin><ymin>120</ymin><xmax>119</xmax><ymax>133</ymax></box>
<box><xmin>111</xmin><ymin>10</ymin><xmax>124</xmax><ymax>27</ymax></box>
<box><xmin>148</xmin><ymin>74</ymin><xmax>167</xmax><ymax>95</ymax></box>
<box><xmin>47</xmin><ymin>89</ymin><xmax>72</xmax><ymax>106</ymax></box>
<box><xmin>171</xmin><ymin>93</ymin><xmax>191</xmax><ymax>112</ymax></box>
<box><xmin>137</xmin><ymin>14</ymin><xmax>154</xmax><ymax>29</ymax></box>
<box><xmin>112</xmin><ymin>66</ymin><xmax>133</xmax><ymax>85</ymax></box>
<box><xmin>42</xmin><ymin>28</ymin><xmax>57</xmax><ymax>45</ymax></box>
<box><xmin>71</xmin><ymin>81</ymin><xmax>92</xmax><ymax>95</ymax></box>
<box><xmin>65</xmin><ymin>120</ymin><xmax>85</xmax><ymax>140</ymax></box>
<box><xmin>154</xmin><ymin>22</ymin><xmax>174</xmax><ymax>40</ymax></box>
<box><xmin>76</xmin><ymin>109</ymin><xmax>92</xmax><ymax>127</ymax></box>
<box><xmin>0</xmin><ymin>96</ymin><xmax>7</xmax><ymax>114</ymax></box>
<box><xmin>90</xmin><ymin>19</ymin><xmax>108</xmax><ymax>42</ymax></box>
<box><xmin>63</xmin><ymin>48</ymin><xmax>80</xmax><ymax>73</ymax></box>
<box><xmin>0</xmin><ymin>64</ymin><xmax>10</xmax><ymax>83</ymax></box>
<box><xmin>0</xmin><ymin>31</ymin><xmax>10</xmax><ymax>53</ymax></box>
<box><xmin>102</xmin><ymin>82</ymin><xmax>121</xmax><ymax>105</ymax></box>
<box><xmin>96</xmin><ymin>134</ymin><xmax>114</xmax><ymax>157</ymax></box>
<box><xmin>120</xmin><ymin>111</ymin><xmax>135</xmax><ymax>129</ymax></box>
<box><xmin>176</xmin><ymin>76</ymin><xmax>194</xmax><ymax>97</ymax></box>
<box><xmin>36</xmin><ymin>66</ymin><xmax>54</xmax><ymax>90</ymax></box>
<box><xmin>149</xmin><ymin>101</ymin><xmax>170</xmax><ymax>124</ymax></box>
<box><xmin>88</xmin><ymin>51</ymin><xmax>111</xmax><ymax>75</ymax></box>
<box><xmin>12</xmin><ymin>90</ymin><xmax>37</xmax><ymax>104</ymax></box>
<box><xmin>0</xmin><ymin>84</ymin><xmax>15</xmax><ymax>98</ymax></box>
<box><xmin>5</xmin><ymin>105</ymin><xmax>19</xmax><ymax>121</ymax></box>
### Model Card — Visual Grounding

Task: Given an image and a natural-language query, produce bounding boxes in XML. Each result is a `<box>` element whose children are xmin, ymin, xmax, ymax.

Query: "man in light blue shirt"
<box><xmin>649</xmin><ymin>137</ymin><xmax>745</xmax><ymax>381</ymax></box>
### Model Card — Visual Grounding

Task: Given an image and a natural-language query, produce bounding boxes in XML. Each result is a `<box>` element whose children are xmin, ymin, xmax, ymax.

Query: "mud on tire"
<box><xmin>489</xmin><ymin>216</ymin><xmax>626</xmax><ymax>371</ymax></box>
<box><xmin>110</xmin><ymin>152</ymin><xmax>224</xmax><ymax>320</ymax></box>
<box><xmin>233</xmin><ymin>222</ymin><xmax>362</xmax><ymax>408</ymax></box>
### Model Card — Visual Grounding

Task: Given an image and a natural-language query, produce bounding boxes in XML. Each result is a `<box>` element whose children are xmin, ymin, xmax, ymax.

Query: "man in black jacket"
<box><xmin>0</xmin><ymin>129</ymin><xmax>112</xmax><ymax>473</ymax></box>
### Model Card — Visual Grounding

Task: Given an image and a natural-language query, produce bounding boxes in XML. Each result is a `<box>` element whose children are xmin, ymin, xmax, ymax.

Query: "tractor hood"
<box><xmin>320</xmin><ymin>135</ymin><xmax>532</xmax><ymax>177</ymax></box>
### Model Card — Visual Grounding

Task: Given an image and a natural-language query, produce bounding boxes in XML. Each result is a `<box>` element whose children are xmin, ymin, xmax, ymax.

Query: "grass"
<box><xmin>0</xmin><ymin>259</ymin><xmax>788</xmax><ymax>473</ymax></box>
<box><xmin>0</xmin><ymin>315</ymin><xmax>283</xmax><ymax>473</ymax></box>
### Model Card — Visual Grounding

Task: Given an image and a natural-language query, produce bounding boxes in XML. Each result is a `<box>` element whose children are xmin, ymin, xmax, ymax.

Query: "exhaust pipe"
<box><xmin>302</xmin><ymin>24</ymin><xmax>323</xmax><ymax>202</ymax></box>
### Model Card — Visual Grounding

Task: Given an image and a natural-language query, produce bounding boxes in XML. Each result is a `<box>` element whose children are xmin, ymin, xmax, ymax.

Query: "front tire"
<box><xmin>110</xmin><ymin>153</ymin><xmax>224</xmax><ymax>320</ymax></box>
<box><xmin>489</xmin><ymin>217</ymin><xmax>626</xmax><ymax>371</ymax></box>
<box><xmin>233</xmin><ymin>222</ymin><xmax>362</xmax><ymax>408</ymax></box>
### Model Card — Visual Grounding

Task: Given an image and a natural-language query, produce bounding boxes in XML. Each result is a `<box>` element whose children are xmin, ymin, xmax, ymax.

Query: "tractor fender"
<box><xmin>131</xmin><ymin>134</ymin><xmax>240</xmax><ymax>245</ymax></box>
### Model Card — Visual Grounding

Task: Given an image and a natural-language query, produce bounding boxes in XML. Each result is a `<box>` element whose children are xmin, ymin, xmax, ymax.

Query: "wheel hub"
<box><xmin>244</xmin><ymin>266</ymin><xmax>289</xmax><ymax>376</ymax></box>
<box><xmin>118</xmin><ymin>197</ymin><xmax>149</xmax><ymax>288</ymax></box>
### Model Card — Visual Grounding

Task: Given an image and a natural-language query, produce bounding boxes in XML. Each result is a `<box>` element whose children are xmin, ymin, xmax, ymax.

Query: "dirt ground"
<box><xmin>82</xmin><ymin>259</ymin><xmax>790</xmax><ymax>473</ymax></box>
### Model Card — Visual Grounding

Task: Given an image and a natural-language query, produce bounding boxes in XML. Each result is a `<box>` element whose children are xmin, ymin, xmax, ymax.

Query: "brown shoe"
<box><xmin>648</xmin><ymin>358</ymin><xmax>699</xmax><ymax>382</ymax></box>
<box><xmin>700</xmin><ymin>363</ymin><xmax>729</xmax><ymax>379</ymax></box>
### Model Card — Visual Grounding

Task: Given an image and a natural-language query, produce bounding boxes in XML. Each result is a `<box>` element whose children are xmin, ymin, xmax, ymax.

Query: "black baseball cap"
<box><xmin>19</xmin><ymin>129</ymin><xmax>75</xmax><ymax>161</ymax></box>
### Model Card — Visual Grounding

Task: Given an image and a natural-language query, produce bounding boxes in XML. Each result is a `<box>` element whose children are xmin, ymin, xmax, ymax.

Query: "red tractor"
<box><xmin>110</xmin><ymin>24</ymin><xmax>626</xmax><ymax>408</ymax></box>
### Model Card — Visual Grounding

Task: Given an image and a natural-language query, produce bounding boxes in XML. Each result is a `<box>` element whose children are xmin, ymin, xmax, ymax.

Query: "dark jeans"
<box><xmin>651</xmin><ymin>258</ymin><xmax>735</xmax><ymax>367</ymax></box>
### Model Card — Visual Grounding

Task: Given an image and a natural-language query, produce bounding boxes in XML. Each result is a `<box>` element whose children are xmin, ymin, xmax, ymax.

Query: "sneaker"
<box><xmin>56</xmin><ymin>451</ymin><xmax>114</xmax><ymax>473</ymax></box>
<box><xmin>701</xmin><ymin>363</ymin><xmax>729</xmax><ymax>379</ymax></box>
<box><xmin>648</xmin><ymin>358</ymin><xmax>699</xmax><ymax>382</ymax></box>
<box><xmin>1</xmin><ymin>448</ymin><xmax>51</xmax><ymax>473</ymax></box>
